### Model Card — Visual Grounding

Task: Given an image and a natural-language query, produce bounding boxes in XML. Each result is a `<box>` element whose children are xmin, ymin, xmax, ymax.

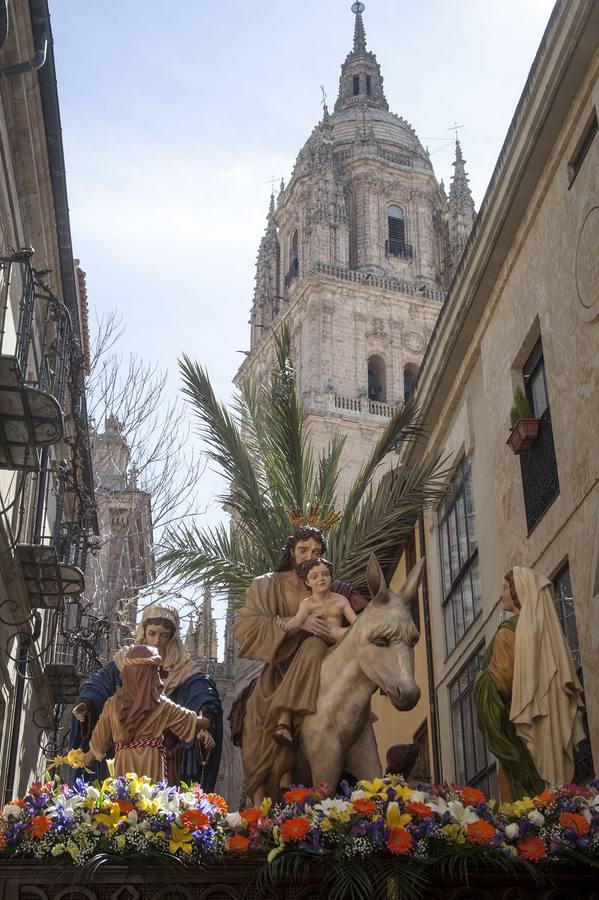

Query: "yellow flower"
<box><xmin>394</xmin><ymin>785</ymin><xmax>414</xmax><ymax>802</ymax></box>
<box><xmin>92</xmin><ymin>802</ymin><xmax>126</xmax><ymax>835</ymax></box>
<box><xmin>320</xmin><ymin>819</ymin><xmax>332</xmax><ymax>832</ymax></box>
<box><xmin>386</xmin><ymin>802</ymin><xmax>411</xmax><ymax>829</ymax></box>
<box><xmin>442</xmin><ymin>824</ymin><xmax>466</xmax><ymax>844</ymax></box>
<box><xmin>168</xmin><ymin>824</ymin><xmax>193</xmax><ymax>855</ymax></box>
<box><xmin>358</xmin><ymin>778</ymin><xmax>386</xmax><ymax>797</ymax></box>
<box><xmin>260</xmin><ymin>797</ymin><xmax>272</xmax><ymax>816</ymax></box>
<box><xmin>512</xmin><ymin>797</ymin><xmax>534</xmax><ymax>815</ymax></box>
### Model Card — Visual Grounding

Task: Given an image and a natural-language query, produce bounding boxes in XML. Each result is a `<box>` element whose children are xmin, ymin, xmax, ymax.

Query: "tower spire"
<box><xmin>448</xmin><ymin>137</ymin><xmax>476</xmax><ymax>275</ymax></box>
<box><xmin>335</xmin><ymin>2</ymin><xmax>388</xmax><ymax>112</ymax></box>
<box><xmin>352</xmin><ymin>2</ymin><xmax>367</xmax><ymax>53</ymax></box>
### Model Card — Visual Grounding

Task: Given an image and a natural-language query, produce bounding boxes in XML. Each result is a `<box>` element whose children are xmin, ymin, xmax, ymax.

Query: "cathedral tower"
<box><xmin>239</xmin><ymin>4</ymin><xmax>471</xmax><ymax>490</ymax></box>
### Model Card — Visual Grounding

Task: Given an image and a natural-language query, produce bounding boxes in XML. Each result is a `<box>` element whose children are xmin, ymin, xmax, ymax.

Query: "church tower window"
<box><xmin>285</xmin><ymin>230</ymin><xmax>299</xmax><ymax>288</ymax></box>
<box><xmin>353</xmin><ymin>74</ymin><xmax>360</xmax><ymax>96</ymax></box>
<box><xmin>368</xmin><ymin>355</ymin><xmax>386</xmax><ymax>402</ymax></box>
<box><xmin>404</xmin><ymin>363</ymin><xmax>419</xmax><ymax>401</ymax></box>
<box><xmin>387</xmin><ymin>204</ymin><xmax>407</xmax><ymax>258</ymax></box>
<box><xmin>366</xmin><ymin>74</ymin><xmax>371</xmax><ymax>96</ymax></box>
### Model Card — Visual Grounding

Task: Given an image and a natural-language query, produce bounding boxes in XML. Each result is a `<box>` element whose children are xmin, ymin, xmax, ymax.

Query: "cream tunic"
<box><xmin>89</xmin><ymin>694</ymin><xmax>198</xmax><ymax>782</ymax></box>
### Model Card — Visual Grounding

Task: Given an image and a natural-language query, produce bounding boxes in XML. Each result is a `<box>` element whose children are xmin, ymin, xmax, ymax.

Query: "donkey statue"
<box><xmin>298</xmin><ymin>553</ymin><xmax>425</xmax><ymax>793</ymax></box>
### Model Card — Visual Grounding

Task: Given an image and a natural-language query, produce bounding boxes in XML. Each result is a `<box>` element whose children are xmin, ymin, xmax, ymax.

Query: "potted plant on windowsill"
<box><xmin>506</xmin><ymin>385</ymin><xmax>540</xmax><ymax>454</ymax></box>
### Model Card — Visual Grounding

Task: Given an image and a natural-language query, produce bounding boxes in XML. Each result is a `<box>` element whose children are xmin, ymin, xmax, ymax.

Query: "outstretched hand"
<box><xmin>198</xmin><ymin>730</ymin><xmax>216</xmax><ymax>752</ymax></box>
<box><xmin>301</xmin><ymin>614</ymin><xmax>331</xmax><ymax>638</ymax></box>
<box><xmin>73</xmin><ymin>702</ymin><xmax>90</xmax><ymax>723</ymax></box>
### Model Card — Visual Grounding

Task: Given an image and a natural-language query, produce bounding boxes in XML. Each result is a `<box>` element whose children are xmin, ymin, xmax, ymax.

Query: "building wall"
<box><xmin>415</xmin><ymin>9</ymin><xmax>599</xmax><ymax>784</ymax></box>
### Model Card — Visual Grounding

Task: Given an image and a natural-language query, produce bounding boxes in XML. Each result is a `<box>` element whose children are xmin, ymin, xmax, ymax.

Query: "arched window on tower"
<box><xmin>386</xmin><ymin>205</ymin><xmax>412</xmax><ymax>259</ymax></box>
<box><xmin>368</xmin><ymin>355</ymin><xmax>386</xmax><ymax>402</ymax></box>
<box><xmin>285</xmin><ymin>230</ymin><xmax>299</xmax><ymax>288</ymax></box>
<box><xmin>353</xmin><ymin>74</ymin><xmax>360</xmax><ymax>96</ymax></box>
<box><xmin>404</xmin><ymin>363</ymin><xmax>419</xmax><ymax>401</ymax></box>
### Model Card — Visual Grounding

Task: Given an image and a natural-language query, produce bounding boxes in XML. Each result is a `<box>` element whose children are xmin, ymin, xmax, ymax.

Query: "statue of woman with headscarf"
<box><xmin>474</xmin><ymin>566</ymin><xmax>586</xmax><ymax>802</ymax></box>
<box><xmin>69</xmin><ymin>604</ymin><xmax>223</xmax><ymax>790</ymax></box>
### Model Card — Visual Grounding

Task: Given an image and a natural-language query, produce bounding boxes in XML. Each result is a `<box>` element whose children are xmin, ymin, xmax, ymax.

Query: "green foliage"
<box><xmin>159</xmin><ymin>324</ymin><xmax>449</xmax><ymax>601</ymax></box>
<box><xmin>510</xmin><ymin>384</ymin><xmax>532</xmax><ymax>428</ymax></box>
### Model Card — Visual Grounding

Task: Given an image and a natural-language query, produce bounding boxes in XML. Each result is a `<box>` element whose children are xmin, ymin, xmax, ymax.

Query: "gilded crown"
<box><xmin>287</xmin><ymin>503</ymin><xmax>342</xmax><ymax>533</ymax></box>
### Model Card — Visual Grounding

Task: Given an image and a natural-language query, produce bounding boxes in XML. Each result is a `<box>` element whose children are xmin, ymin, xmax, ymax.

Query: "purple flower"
<box><xmin>298</xmin><ymin>830</ymin><xmax>322</xmax><ymax>854</ymax></box>
<box><xmin>350</xmin><ymin>820</ymin><xmax>369</xmax><ymax>837</ymax></box>
<box><xmin>338</xmin><ymin>781</ymin><xmax>351</xmax><ymax>799</ymax></box>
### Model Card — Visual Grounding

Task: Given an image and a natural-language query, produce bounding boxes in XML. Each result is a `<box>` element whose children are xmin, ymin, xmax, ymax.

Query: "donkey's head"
<box><xmin>354</xmin><ymin>554</ymin><xmax>425</xmax><ymax>711</ymax></box>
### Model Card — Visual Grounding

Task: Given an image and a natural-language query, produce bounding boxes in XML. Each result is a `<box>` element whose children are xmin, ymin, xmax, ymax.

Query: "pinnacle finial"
<box><xmin>454</xmin><ymin>137</ymin><xmax>464</xmax><ymax>163</ymax></box>
<box><xmin>351</xmin><ymin>2</ymin><xmax>367</xmax><ymax>54</ymax></box>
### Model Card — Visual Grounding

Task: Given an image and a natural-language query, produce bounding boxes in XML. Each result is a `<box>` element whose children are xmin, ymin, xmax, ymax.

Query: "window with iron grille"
<box><xmin>388</xmin><ymin>204</ymin><xmax>405</xmax><ymax>244</ymax></box>
<box><xmin>520</xmin><ymin>338</ymin><xmax>560</xmax><ymax>532</ymax></box>
<box><xmin>438</xmin><ymin>457</ymin><xmax>481</xmax><ymax>654</ymax></box>
<box><xmin>449</xmin><ymin>648</ymin><xmax>498</xmax><ymax>796</ymax></box>
<box><xmin>553</xmin><ymin>564</ymin><xmax>595</xmax><ymax>783</ymax></box>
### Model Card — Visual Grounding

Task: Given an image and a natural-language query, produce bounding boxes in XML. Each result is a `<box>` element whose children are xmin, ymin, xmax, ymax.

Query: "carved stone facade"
<box><xmin>238</xmin><ymin>7</ymin><xmax>475</xmax><ymax>494</ymax></box>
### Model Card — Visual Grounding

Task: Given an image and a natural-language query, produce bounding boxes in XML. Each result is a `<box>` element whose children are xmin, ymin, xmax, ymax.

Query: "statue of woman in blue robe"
<box><xmin>69</xmin><ymin>604</ymin><xmax>223</xmax><ymax>791</ymax></box>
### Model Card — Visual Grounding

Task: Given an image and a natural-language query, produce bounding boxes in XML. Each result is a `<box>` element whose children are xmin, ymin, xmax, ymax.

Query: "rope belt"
<box><xmin>114</xmin><ymin>737</ymin><xmax>168</xmax><ymax>781</ymax></box>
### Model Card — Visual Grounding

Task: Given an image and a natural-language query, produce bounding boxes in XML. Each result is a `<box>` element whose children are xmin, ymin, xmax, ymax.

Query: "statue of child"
<box><xmin>82</xmin><ymin>644</ymin><xmax>215</xmax><ymax>783</ymax></box>
<box><xmin>273</xmin><ymin>557</ymin><xmax>357</xmax><ymax>745</ymax></box>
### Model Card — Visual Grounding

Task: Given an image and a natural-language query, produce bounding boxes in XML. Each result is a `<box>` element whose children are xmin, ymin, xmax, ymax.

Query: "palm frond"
<box><xmin>328</xmin><ymin>455</ymin><xmax>451</xmax><ymax>591</ymax></box>
<box><xmin>160</xmin><ymin>340</ymin><xmax>449</xmax><ymax>600</ymax></box>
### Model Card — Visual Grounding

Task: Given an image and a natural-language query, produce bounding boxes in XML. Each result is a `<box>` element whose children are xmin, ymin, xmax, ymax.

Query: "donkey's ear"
<box><xmin>367</xmin><ymin>554</ymin><xmax>388</xmax><ymax>604</ymax></box>
<box><xmin>399</xmin><ymin>557</ymin><xmax>426</xmax><ymax>606</ymax></box>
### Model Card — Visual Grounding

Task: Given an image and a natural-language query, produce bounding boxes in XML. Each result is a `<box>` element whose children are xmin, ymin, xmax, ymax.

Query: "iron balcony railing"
<box><xmin>284</xmin><ymin>256</ymin><xmax>299</xmax><ymax>288</ymax></box>
<box><xmin>385</xmin><ymin>239</ymin><xmax>413</xmax><ymax>259</ymax></box>
<box><xmin>0</xmin><ymin>248</ymin><xmax>72</xmax><ymax>408</ymax></box>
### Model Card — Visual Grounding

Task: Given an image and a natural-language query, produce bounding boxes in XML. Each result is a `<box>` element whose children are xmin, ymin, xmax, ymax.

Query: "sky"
<box><xmin>50</xmin><ymin>0</ymin><xmax>556</xmax><ymax>651</ymax></box>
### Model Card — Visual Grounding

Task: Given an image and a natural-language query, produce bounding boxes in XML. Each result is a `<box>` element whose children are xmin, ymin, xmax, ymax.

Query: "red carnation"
<box><xmin>517</xmin><ymin>836</ymin><xmax>546</xmax><ymax>861</ymax></box>
<box><xmin>406</xmin><ymin>801</ymin><xmax>434</xmax><ymax>818</ymax></box>
<box><xmin>559</xmin><ymin>812</ymin><xmax>590</xmax><ymax>836</ymax></box>
<box><xmin>280</xmin><ymin>816</ymin><xmax>310</xmax><ymax>842</ymax></box>
<box><xmin>466</xmin><ymin>820</ymin><xmax>496</xmax><ymax>844</ymax></box>
<box><xmin>387</xmin><ymin>827</ymin><xmax>412</xmax><ymax>855</ymax></box>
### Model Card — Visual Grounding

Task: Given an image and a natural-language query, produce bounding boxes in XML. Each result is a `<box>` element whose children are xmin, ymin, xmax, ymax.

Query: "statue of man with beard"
<box><xmin>233</xmin><ymin>526</ymin><xmax>367</xmax><ymax>803</ymax></box>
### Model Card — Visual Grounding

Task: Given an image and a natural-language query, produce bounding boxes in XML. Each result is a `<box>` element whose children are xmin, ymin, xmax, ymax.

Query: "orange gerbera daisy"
<box><xmin>461</xmin><ymin>787</ymin><xmax>486</xmax><ymax>806</ymax></box>
<box><xmin>559</xmin><ymin>812</ymin><xmax>590</xmax><ymax>836</ymax></box>
<box><xmin>406</xmin><ymin>801</ymin><xmax>434</xmax><ymax>818</ymax></box>
<box><xmin>241</xmin><ymin>807</ymin><xmax>262</xmax><ymax>825</ymax></box>
<box><xmin>117</xmin><ymin>800</ymin><xmax>134</xmax><ymax>814</ymax></box>
<box><xmin>280</xmin><ymin>816</ymin><xmax>310</xmax><ymax>843</ymax></box>
<box><xmin>283</xmin><ymin>787</ymin><xmax>314</xmax><ymax>804</ymax></box>
<box><xmin>387</xmin><ymin>826</ymin><xmax>412</xmax><ymax>855</ymax></box>
<box><xmin>466</xmin><ymin>820</ymin><xmax>496</xmax><ymax>844</ymax></box>
<box><xmin>206</xmin><ymin>793</ymin><xmax>228</xmax><ymax>814</ymax></box>
<box><xmin>353</xmin><ymin>798</ymin><xmax>377</xmax><ymax>815</ymax></box>
<box><xmin>517</xmin><ymin>836</ymin><xmax>546</xmax><ymax>861</ymax></box>
<box><xmin>29</xmin><ymin>815</ymin><xmax>52</xmax><ymax>837</ymax></box>
<box><xmin>228</xmin><ymin>834</ymin><xmax>250</xmax><ymax>852</ymax></box>
<box><xmin>533</xmin><ymin>790</ymin><xmax>556</xmax><ymax>808</ymax></box>
<box><xmin>181</xmin><ymin>809</ymin><xmax>210</xmax><ymax>830</ymax></box>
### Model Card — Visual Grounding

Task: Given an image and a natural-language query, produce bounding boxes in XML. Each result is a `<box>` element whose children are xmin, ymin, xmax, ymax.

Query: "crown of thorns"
<box><xmin>287</xmin><ymin>504</ymin><xmax>342</xmax><ymax>533</ymax></box>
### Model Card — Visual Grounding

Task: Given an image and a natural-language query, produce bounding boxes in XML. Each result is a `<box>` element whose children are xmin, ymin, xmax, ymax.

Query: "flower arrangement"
<box><xmin>0</xmin><ymin>775</ymin><xmax>229</xmax><ymax>868</ymax></box>
<box><xmin>224</xmin><ymin>777</ymin><xmax>599</xmax><ymax>865</ymax></box>
<box><xmin>1</xmin><ymin>774</ymin><xmax>598</xmax><ymax>897</ymax></box>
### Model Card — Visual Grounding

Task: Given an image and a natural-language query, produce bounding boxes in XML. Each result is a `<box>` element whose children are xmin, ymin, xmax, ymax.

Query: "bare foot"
<box><xmin>273</xmin><ymin>723</ymin><xmax>293</xmax><ymax>745</ymax></box>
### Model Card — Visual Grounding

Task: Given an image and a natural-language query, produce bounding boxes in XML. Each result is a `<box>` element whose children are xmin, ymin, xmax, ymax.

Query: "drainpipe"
<box><xmin>0</xmin><ymin>17</ymin><xmax>47</xmax><ymax>80</ymax></box>
<box><xmin>419</xmin><ymin>512</ymin><xmax>442</xmax><ymax>783</ymax></box>
<box><xmin>4</xmin><ymin>635</ymin><xmax>31</xmax><ymax>802</ymax></box>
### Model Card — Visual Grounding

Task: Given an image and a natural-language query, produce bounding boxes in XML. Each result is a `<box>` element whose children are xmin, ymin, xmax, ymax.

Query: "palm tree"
<box><xmin>159</xmin><ymin>325</ymin><xmax>447</xmax><ymax>603</ymax></box>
